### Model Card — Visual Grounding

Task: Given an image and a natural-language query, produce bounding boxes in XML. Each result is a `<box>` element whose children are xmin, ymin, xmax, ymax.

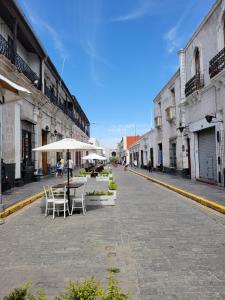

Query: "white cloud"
<box><xmin>20</xmin><ymin>0</ymin><xmax>68</xmax><ymax>60</ymax></box>
<box><xmin>111</xmin><ymin>0</ymin><xmax>153</xmax><ymax>22</ymax></box>
<box><xmin>164</xmin><ymin>0</ymin><xmax>196</xmax><ymax>54</ymax></box>
<box><xmin>164</xmin><ymin>24</ymin><xmax>182</xmax><ymax>54</ymax></box>
<box><xmin>93</xmin><ymin>123</ymin><xmax>150</xmax><ymax>149</ymax></box>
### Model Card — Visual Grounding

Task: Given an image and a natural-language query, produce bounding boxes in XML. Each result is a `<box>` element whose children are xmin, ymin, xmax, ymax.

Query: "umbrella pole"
<box><xmin>67</xmin><ymin>150</ymin><xmax>71</xmax><ymax>211</ymax></box>
<box><xmin>67</xmin><ymin>150</ymin><xmax>69</xmax><ymax>186</ymax></box>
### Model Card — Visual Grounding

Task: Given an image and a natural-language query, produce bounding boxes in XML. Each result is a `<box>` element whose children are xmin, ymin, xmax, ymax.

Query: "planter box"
<box><xmin>96</xmin><ymin>176</ymin><xmax>109</xmax><ymax>182</ymax></box>
<box><xmin>108</xmin><ymin>189</ymin><xmax>117</xmax><ymax>200</ymax></box>
<box><xmin>85</xmin><ymin>195</ymin><xmax>115</xmax><ymax>206</ymax></box>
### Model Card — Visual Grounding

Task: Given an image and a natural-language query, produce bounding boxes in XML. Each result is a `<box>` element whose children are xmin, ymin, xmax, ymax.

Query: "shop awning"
<box><xmin>0</xmin><ymin>74</ymin><xmax>31</xmax><ymax>104</ymax></box>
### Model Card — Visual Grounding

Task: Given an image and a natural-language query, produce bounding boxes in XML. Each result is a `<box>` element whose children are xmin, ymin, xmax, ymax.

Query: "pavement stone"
<box><xmin>1</xmin><ymin>167</ymin><xmax>225</xmax><ymax>299</ymax></box>
<box><xmin>130</xmin><ymin>166</ymin><xmax>225</xmax><ymax>206</ymax></box>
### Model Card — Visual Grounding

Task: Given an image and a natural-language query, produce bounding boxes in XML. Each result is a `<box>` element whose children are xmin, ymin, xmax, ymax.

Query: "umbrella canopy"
<box><xmin>33</xmin><ymin>138</ymin><xmax>101</xmax><ymax>152</ymax></box>
<box><xmin>82</xmin><ymin>153</ymin><xmax>106</xmax><ymax>161</ymax></box>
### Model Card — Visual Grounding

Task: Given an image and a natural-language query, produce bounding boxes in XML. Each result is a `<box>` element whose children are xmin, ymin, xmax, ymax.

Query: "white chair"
<box><xmin>43</xmin><ymin>185</ymin><xmax>54</xmax><ymax>216</ymax></box>
<box><xmin>50</xmin><ymin>186</ymin><xmax>70</xmax><ymax>219</ymax></box>
<box><xmin>70</xmin><ymin>183</ymin><xmax>86</xmax><ymax>215</ymax></box>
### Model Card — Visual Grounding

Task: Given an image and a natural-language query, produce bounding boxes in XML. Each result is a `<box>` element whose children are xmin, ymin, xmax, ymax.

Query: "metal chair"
<box><xmin>43</xmin><ymin>185</ymin><xmax>54</xmax><ymax>216</ymax></box>
<box><xmin>50</xmin><ymin>186</ymin><xmax>70</xmax><ymax>219</ymax></box>
<box><xmin>70</xmin><ymin>183</ymin><xmax>86</xmax><ymax>215</ymax></box>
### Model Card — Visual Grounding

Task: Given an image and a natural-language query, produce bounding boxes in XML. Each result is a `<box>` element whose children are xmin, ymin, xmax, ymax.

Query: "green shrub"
<box><xmin>101</xmin><ymin>274</ymin><xmax>129</xmax><ymax>300</ymax></box>
<box><xmin>108</xmin><ymin>182</ymin><xmax>117</xmax><ymax>190</ymax></box>
<box><xmin>79</xmin><ymin>172</ymin><xmax>91</xmax><ymax>176</ymax></box>
<box><xmin>3</xmin><ymin>284</ymin><xmax>47</xmax><ymax>300</ymax></box>
<box><xmin>56</xmin><ymin>278</ymin><xmax>104</xmax><ymax>300</ymax></box>
<box><xmin>86</xmin><ymin>191</ymin><xmax>113</xmax><ymax>196</ymax></box>
<box><xmin>4</xmin><ymin>275</ymin><xmax>130</xmax><ymax>300</ymax></box>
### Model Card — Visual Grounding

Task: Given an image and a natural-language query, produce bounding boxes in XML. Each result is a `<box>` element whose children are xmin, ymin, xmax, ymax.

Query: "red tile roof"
<box><xmin>126</xmin><ymin>136</ymin><xmax>141</xmax><ymax>149</ymax></box>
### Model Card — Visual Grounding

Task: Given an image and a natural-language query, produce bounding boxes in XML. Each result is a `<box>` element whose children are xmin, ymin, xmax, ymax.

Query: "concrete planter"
<box><xmin>85</xmin><ymin>195</ymin><xmax>115</xmax><ymax>206</ymax></box>
<box><xmin>108</xmin><ymin>189</ymin><xmax>117</xmax><ymax>200</ymax></box>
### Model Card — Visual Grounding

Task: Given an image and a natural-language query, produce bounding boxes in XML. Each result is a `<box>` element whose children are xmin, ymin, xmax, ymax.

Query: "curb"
<box><xmin>0</xmin><ymin>179</ymin><xmax>68</xmax><ymax>219</ymax></box>
<box><xmin>0</xmin><ymin>191</ymin><xmax>44</xmax><ymax>219</ymax></box>
<box><xmin>129</xmin><ymin>169</ymin><xmax>225</xmax><ymax>214</ymax></box>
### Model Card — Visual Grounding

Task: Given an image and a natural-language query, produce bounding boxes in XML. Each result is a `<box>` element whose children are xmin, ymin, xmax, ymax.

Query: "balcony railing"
<box><xmin>44</xmin><ymin>84</ymin><xmax>90</xmax><ymax>137</ymax></box>
<box><xmin>0</xmin><ymin>33</ymin><xmax>40</xmax><ymax>86</ymax></box>
<box><xmin>185</xmin><ymin>74</ymin><xmax>204</xmax><ymax>97</ymax></box>
<box><xmin>15</xmin><ymin>54</ymin><xmax>39</xmax><ymax>84</ymax></box>
<box><xmin>209</xmin><ymin>47</ymin><xmax>225</xmax><ymax>79</ymax></box>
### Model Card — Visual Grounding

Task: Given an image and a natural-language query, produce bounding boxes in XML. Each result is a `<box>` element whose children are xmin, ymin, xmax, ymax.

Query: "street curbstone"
<box><xmin>0</xmin><ymin>191</ymin><xmax>44</xmax><ymax>219</ymax></box>
<box><xmin>0</xmin><ymin>179</ymin><xmax>68</xmax><ymax>219</ymax></box>
<box><xmin>129</xmin><ymin>169</ymin><xmax>225</xmax><ymax>214</ymax></box>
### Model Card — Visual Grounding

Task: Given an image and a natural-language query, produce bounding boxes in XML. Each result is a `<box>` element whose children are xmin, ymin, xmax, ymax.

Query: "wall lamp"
<box><xmin>205</xmin><ymin>114</ymin><xmax>223</xmax><ymax>123</ymax></box>
<box><xmin>45</xmin><ymin>125</ymin><xmax>50</xmax><ymax>133</ymax></box>
<box><xmin>177</xmin><ymin>123</ymin><xmax>189</xmax><ymax>133</ymax></box>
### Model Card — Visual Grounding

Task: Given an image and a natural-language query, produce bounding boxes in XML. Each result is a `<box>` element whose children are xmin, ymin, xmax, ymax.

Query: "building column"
<box><xmin>34</xmin><ymin>107</ymin><xmax>40</xmax><ymax>174</ymax></box>
<box><xmin>14</xmin><ymin>102</ymin><xmax>21</xmax><ymax>179</ymax></box>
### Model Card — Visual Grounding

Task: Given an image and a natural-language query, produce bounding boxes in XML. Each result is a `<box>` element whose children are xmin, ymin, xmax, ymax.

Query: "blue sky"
<box><xmin>18</xmin><ymin>0</ymin><xmax>215</xmax><ymax>148</ymax></box>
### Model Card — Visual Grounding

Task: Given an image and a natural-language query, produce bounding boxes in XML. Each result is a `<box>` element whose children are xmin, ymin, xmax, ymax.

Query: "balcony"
<box><xmin>209</xmin><ymin>48</ymin><xmax>225</xmax><ymax>79</ymax></box>
<box><xmin>185</xmin><ymin>74</ymin><xmax>204</xmax><ymax>97</ymax></box>
<box><xmin>155</xmin><ymin>116</ymin><xmax>162</xmax><ymax>128</ymax></box>
<box><xmin>0</xmin><ymin>33</ymin><xmax>40</xmax><ymax>87</ymax></box>
<box><xmin>44</xmin><ymin>85</ymin><xmax>59</xmax><ymax>106</ymax></box>
<box><xmin>165</xmin><ymin>106</ymin><xmax>176</xmax><ymax>123</ymax></box>
<box><xmin>44</xmin><ymin>84</ymin><xmax>90</xmax><ymax>137</ymax></box>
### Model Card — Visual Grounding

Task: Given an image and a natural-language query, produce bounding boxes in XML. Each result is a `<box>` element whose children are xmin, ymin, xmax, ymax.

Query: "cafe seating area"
<box><xmin>42</xmin><ymin>168</ymin><xmax>114</xmax><ymax>219</ymax></box>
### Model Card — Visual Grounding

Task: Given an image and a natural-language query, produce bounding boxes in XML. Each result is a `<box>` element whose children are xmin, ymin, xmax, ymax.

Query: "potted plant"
<box><xmin>85</xmin><ymin>191</ymin><xmax>115</xmax><ymax>206</ymax></box>
<box><xmin>108</xmin><ymin>181</ymin><xmax>117</xmax><ymax>200</ymax></box>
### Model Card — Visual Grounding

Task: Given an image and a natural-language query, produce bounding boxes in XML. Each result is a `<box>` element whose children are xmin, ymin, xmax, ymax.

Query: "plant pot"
<box><xmin>108</xmin><ymin>189</ymin><xmax>117</xmax><ymax>200</ymax></box>
<box><xmin>85</xmin><ymin>195</ymin><xmax>115</xmax><ymax>206</ymax></box>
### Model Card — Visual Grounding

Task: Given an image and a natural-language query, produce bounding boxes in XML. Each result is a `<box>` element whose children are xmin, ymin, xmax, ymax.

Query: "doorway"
<box><xmin>42</xmin><ymin>130</ymin><xmax>48</xmax><ymax>175</ymax></box>
<box><xmin>150</xmin><ymin>148</ymin><xmax>154</xmax><ymax>169</ymax></box>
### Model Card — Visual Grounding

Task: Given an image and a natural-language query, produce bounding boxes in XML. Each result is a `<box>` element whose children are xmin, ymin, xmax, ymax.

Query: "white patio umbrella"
<box><xmin>82</xmin><ymin>153</ymin><xmax>106</xmax><ymax>161</ymax></box>
<box><xmin>33</xmin><ymin>138</ymin><xmax>103</xmax><ymax>186</ymax></box>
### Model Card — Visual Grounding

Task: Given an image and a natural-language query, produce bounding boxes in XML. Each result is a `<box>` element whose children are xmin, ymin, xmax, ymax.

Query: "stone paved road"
<box><xmin>1</xmin><ymin>168</ymin><xmax>225</xmax><ymax>299</ymax></box>
<box><xmin>129</xmin><ymin>166</ymin><xmax>225</xmax><ymax>207</ymax></box>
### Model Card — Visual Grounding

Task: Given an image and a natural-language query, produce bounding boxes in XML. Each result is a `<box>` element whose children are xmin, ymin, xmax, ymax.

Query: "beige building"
<box><xmin>0</xmin><ymin>0</ymin><xmax>90</xmax><ymax>189</ymax></box>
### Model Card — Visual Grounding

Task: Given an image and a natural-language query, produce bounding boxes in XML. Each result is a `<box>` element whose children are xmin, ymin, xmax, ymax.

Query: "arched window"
<box><xmin>195</xmin><ymin>48</ymin><xmax>200</xmax><ymax>76</ymax></box>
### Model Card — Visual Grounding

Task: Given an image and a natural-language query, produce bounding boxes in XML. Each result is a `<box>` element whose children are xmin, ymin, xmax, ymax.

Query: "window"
<box><xmin>223</xmin><ymin>17</ymin><xmax>225</xmax><ymax>47</ymax></box>
<box><xmin>21</xmin><ymin>121</ymin><xmax>35</xmax><ymax>166</ymax></box>
<box><xmin>169</xmin><ymin>139</ymin><xmax>177</xmax><ymax>168</ymax></box>
<box><xmin>195</xmin><ymin>48</ymin><xmax>200</xmax><ymax>76</ymax></box>
<box><xmin>170</xmin><ymin>87</ymin><xmax>175</xmax><ymax>105</ymax></box>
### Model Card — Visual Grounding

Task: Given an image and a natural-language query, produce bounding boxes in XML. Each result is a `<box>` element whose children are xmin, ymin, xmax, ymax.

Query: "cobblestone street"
<box><xmin>1</xmin><ymin>167</ymin><xmax>225</xmax><ymax>299</ymax></box>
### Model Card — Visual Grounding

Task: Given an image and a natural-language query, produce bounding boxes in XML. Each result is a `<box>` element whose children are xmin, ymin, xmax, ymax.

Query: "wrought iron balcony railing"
<box><xmin>185</xmin><ymin>74</ymin><xmax>204</xmax><ymax>97</ymax></box>
<box><xmin>0</xmin><ymin>33</ymin><xmax>13</xmax><ymax>60</ymax></box>
<box><xmin>209</xmin><ymin>47</ymin><xmax>225</xmax><ymax>79</ymax></box>
<box><xmin>15</xmin><ymin>54</ymin><xmax>39</xmax><ymax>84</ymax></box>
<box><xmin>44</xmin><ymin>84</ymin><xmax>90</xmax><ymax>137</ymax></box>
<box><xmin>0</xmin><ymin>33</ymin><xmax>40</xmax><ymax>86</ymax></box>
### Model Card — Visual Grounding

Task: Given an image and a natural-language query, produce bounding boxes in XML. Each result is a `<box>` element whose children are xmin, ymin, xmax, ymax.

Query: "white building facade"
<box><xmin>0</xmin><ymin>0</ymin><xmax>90</xmax><ymax>189</ymax></box>
<box><xmin>129</xmin><ymin>0</ymin><xmax>225</xmax><ymax>187</ymax></box>
<box><xmin>179</xmin><ymin>0</ymin><xmax>225</xmax><ymax>186</ymax></box>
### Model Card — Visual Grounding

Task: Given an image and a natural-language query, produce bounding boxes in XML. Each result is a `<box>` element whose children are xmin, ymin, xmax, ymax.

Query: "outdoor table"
<box><xmin>53</xmin><ymin>182</ymin><xmax>84</xmax><ymax>211</ymax></box>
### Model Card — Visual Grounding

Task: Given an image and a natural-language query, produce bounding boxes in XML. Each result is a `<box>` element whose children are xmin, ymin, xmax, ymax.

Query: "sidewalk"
<box><xmin>129</xmin><ymin>166</ymin><xmax>225</xmax><ymax>207</ymax></box>
<box><xmin>1</xmin><ymin>175</ymin><xmax>66</xmax><ymax>209</ymax></box>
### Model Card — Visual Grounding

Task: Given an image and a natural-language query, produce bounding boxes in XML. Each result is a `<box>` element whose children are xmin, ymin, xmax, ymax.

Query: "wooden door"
<box><xmin>42</xmin><ymin>130</ymin><xmax>47</xmax><ymax>175</ymax></box>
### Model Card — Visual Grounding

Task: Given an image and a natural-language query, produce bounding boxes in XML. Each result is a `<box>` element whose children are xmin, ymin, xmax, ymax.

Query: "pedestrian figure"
<box><xmin>133</xmin><ymin>159</ymin><xmax>137</xmax><ymax>169</ymax></box>
<box><xmin>56</xmin><ymin>159</ymin><xmax>63</xmax><ymax>176</ymax></box>
<box><xmin>124</xmin><ymin>163</ymin><xmax>129</xmax><ymax>171</ymax></box>
<box><xmin>68</xmin><ymin>158</ymin><xmax>74</xmax><ymax>177</ymax></box>
<box><xmin>147</xmin><ymin>159</ymin><xmax>152</xmax><ymax>172</ymax></box>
